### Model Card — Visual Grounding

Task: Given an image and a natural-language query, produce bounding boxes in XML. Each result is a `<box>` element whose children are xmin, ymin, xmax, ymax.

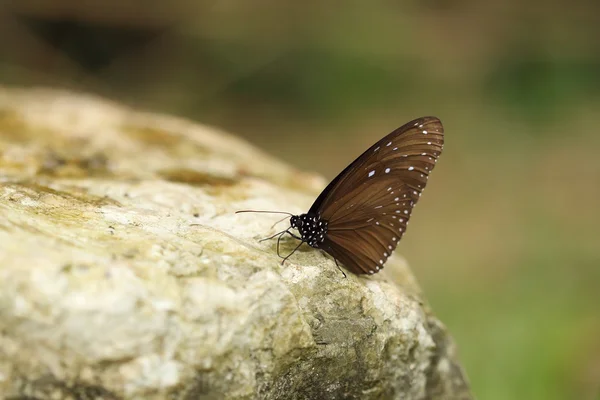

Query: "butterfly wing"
<box><xmin>313</xmin><ymin>116</ymin><xmax>444</xmax><ymax>274</ymax></box>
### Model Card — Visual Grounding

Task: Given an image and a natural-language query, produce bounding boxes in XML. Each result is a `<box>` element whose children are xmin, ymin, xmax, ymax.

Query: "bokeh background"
<box><xmin>1</xmin><ymin>1</ymin><xmax>599</xmax><ymax>399</ymax></box>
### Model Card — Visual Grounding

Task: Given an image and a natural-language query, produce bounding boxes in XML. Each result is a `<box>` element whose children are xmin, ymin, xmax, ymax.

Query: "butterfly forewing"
<box><xmin>313</xmin><ymin>116</ymin><xmax>444</xmax><ymax>274</ymax></box>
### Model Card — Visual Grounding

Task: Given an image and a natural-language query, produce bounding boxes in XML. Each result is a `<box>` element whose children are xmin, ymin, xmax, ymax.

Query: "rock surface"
<box><xmin>0</xmin><ymin>87</ymin><xmax>472</xmax><ymax>400</ymax></box>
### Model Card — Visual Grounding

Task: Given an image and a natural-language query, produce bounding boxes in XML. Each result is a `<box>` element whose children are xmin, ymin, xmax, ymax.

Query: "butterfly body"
<box><xmin>290</xmin><ymin>213</ymin><xmax>328</xmax><ymax>248</ymax></box>
<box><xmin>239</xmin><ymin>116</ymin><xmax>444</xmax><ymax>275</ymax></box>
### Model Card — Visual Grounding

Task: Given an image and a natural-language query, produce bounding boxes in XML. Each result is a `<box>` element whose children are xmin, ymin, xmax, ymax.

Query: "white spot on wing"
<box><xmin>385</xmin><ymin>168</ymin><xmax>391</xmax><ymax>173</ymax></box>
<box><xmin>408</xmin><ymin>166</ymin><xmax>414</xmax><ymax>171</ymax></box>
<box><xmin>368</xmin><ymin>170</ymin><xmax>375</xmax><ymax>177</ymax></box>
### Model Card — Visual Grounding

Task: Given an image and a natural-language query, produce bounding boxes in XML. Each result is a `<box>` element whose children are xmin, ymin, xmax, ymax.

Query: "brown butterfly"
<box><xmin>238</xmin><ymin>116</ymin><xmax>444</xmax><ymax>276</ymax></box>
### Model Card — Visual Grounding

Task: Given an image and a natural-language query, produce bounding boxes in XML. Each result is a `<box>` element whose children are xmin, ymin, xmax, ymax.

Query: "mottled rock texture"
<box><xmin>0</xmin><ymin>87</ymin><xmax>472</xmax><ymax>400</ymax></box>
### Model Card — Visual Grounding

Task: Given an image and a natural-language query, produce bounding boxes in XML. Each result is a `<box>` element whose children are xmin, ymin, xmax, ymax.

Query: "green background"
<box><xmin>1</xmin><ymin>2</ymin><xmax>598</xmax><ymax>398</ymax></box>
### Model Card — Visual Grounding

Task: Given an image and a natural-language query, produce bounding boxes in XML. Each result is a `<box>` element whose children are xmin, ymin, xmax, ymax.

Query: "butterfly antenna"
<box><xmin>236</xmin><ymin>210</ymin><xmax>293</xmax><ymax>216</ymax></box>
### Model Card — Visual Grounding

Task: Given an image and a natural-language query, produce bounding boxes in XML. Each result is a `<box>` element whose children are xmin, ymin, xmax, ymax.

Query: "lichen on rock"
<box><xmin>0</xmin><ymin>87</ymin><xmax>472</xmax><ymax>399</ymax></box>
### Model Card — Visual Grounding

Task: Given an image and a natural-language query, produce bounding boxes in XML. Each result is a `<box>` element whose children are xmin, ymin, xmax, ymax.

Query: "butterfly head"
<box><xmin>289</xmin><ymin>215</ymin><xmax>301</xmax><ymax>229</ymax></box>
<box><xmin>290</xmin><ymin>213</ymin><xmax>328</xmax><ymax>248</ymax></box>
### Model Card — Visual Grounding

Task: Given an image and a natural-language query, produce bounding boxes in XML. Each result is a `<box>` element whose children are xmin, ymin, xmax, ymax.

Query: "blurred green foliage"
<box><xmin>486</xmin><ymin>51</ymin><xmax>600</xmax><ymax>124</ymax></box>
<box><xmin>0</xmin><ymin>1</ymin><xmax>599</xmax><ymax>399</ymax></box>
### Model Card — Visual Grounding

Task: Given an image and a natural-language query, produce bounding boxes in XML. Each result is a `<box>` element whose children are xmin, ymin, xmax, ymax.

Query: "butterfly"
<box><xmin>238</xmin><ymin>116</ymin><xmax>444</xmax><ymax>276</ymax></box>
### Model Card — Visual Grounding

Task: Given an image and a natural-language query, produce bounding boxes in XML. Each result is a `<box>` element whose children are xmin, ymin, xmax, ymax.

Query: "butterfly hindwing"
<box><xmin>314</xmin><ymin>116</ymin><xmax>444</xmax><ymax>274</ymax></box>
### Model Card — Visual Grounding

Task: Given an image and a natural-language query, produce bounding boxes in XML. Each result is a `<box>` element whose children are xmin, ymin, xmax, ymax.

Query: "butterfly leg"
<box><xmin>270</xmin><ymin>215</ymin><xmax>290</xmax><ymax>229</ymax></box>
<box><xmin>322</xmin><ymin>245</ymin><xmax>347</xmax><ymax>278</ymax></box>
<box><xmin>281</xmin><ymin>240</ymin><xmax>304</xmax><ymax>265</ymax></box>
<box><xmin>276</xmin><ymin>231</ymin><xmax>286</xmax><ymax>258</ymax></box>
<box><xmin>277</xmin><ymin>229</ymin><xmax>302</xmax><ymax>258</ymax></box>
<box><xmin>259</xmin><ymin>229</ymin><xmax>289</xmax><ymax>243</ymax></box>
<box><xmin>286</xmin><ymin>231</ymin><xmax>302</xmax><ymax>241</ymax></box>
<box><xmin>333</xmin><ymin>257</ymin><xmax>347</xmax><ymax>278</ymax></box>
<box><xmin>273</xmin><ymin>230</ymin><xmax>304</xmax><ymax>260</ymax></box>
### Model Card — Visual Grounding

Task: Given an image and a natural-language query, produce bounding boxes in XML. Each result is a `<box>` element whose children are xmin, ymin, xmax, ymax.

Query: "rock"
<box><xmin>0</xmin><ymin>87</ymin><xmax>472</xmax><ymax>399</ymax></box>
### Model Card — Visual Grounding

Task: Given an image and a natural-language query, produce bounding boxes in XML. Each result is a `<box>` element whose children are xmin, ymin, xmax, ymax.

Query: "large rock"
<box><xmin>0</xmin><ymin>87</ymin><xmax>472</xmax><ymax>399</ymax></box>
